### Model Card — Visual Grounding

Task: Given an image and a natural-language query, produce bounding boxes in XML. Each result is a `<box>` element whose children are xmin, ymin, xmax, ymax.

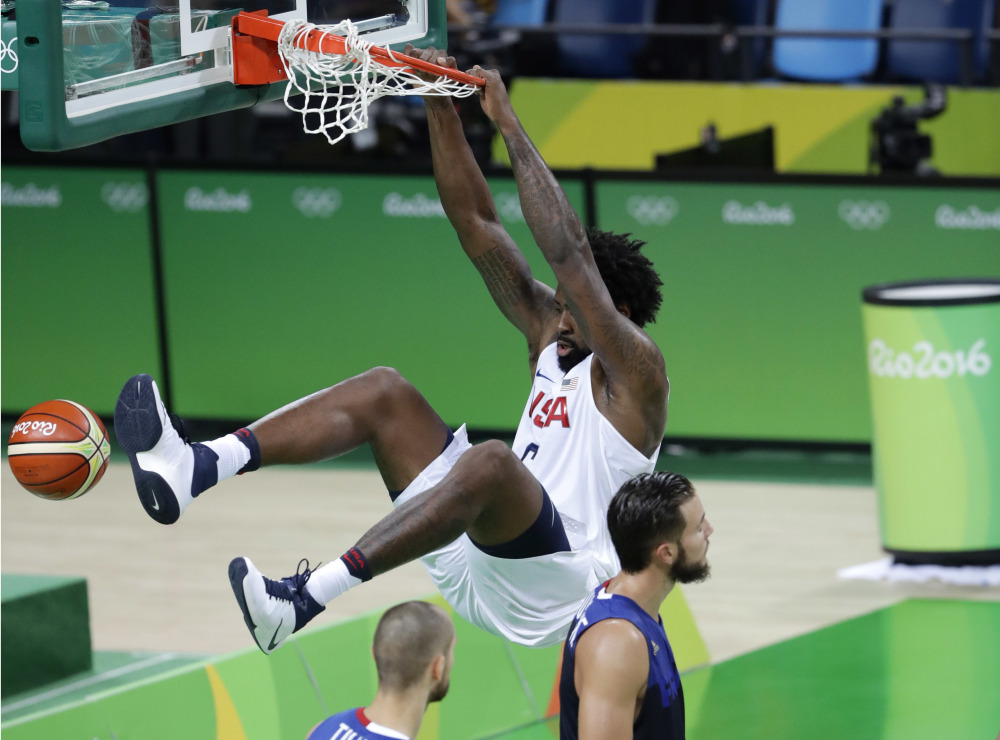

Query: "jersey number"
<box><xmin>520</xmin><ymin>443</ymin><xmax>539</xmax><ymax>462</ymax></box>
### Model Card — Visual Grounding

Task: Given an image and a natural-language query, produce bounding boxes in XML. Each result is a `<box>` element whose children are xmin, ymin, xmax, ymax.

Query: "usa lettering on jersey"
<box><xmin>528</xmin><ymin>391</ymin><xmax>571</xmax><ymax>429</ymax></box>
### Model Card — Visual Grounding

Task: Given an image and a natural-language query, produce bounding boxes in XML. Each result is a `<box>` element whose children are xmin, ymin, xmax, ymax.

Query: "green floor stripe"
<box><xmin>6</xmin><ymin>600</ymin><xmax>993</xmax><ymax>739</ymax></box>
<box><xmin>1</xmin><ymin>651</ymin><xmax>209</xmax><ymax>726</ymax></box>
<box><xmin>685</xmin><ymin>599</ymin><xmax>1000</xmax><ymax>740</ymax></box>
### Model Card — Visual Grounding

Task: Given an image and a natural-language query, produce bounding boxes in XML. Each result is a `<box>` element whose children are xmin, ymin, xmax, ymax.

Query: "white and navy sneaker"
<box><xmin>114</xmin><ymin>373</ymin><xmax>218</xmax><ymax>525</ymax></box>
<box><xmin>228</xmin><ymin>557</ymin><xmax>326</xmax><ymax>655</ymax></box>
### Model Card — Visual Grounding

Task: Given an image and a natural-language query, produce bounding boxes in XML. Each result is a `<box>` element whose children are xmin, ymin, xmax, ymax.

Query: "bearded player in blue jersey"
<box><xmin>560</xmin><ymin>472</ymin><xmax>713</xmax><ymax>739</ymax></box>
<box><xmin>306</xmin><ymin>601</ymin><xmax>456</xmax><ymax>740</ymax></box>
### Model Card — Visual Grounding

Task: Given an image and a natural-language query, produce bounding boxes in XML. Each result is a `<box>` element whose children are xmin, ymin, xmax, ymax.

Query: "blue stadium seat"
<box><xmin>772</xmin><ymin>0</ymin><xmax>884</xmax><ymax>82</ymax></box>
<box><xmin>731</xmin><ymin>0</ymin><xmax>768</xmax><ymax>26</ymax></box>
<box><xmin>490</xmin><ymin>0</ymin><xmax>549</xmax><ymax>27</ymax></box>
<box><xmin>551</xmin><ymin>0</ymin><xmax>657</xmax><ymax>78</ymax></box>
<box><xmin>885</xmin><ymin>0</ymin><xmax>995</xmax><ymax>84</ymax></box>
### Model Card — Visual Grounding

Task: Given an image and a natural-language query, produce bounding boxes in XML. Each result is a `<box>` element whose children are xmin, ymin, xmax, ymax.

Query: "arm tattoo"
<box><xmin>618</xmin><ymin>335</ymin><xmax>662</xmax><ymax>379</ymax></box>
<box><xmin>503</xmin><ymin>133</ymin><xmax>578</xmax><ymax>264</ymax></box>
<box><xmin>596</xmin><ymin>310</ymin><xmax>662</xmax><ymax>379</ymax></box>
<box><xmin>472</xmin><ymin>247</ymin><xmax>523</xmax><ymax>314</ymax></box>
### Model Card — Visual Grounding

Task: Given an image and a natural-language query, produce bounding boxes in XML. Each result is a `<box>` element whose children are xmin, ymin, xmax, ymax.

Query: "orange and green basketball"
<box><xmin>7</xmin><ymin>399</ymin><xmax>111</xmax><ymax>500</ymax></box>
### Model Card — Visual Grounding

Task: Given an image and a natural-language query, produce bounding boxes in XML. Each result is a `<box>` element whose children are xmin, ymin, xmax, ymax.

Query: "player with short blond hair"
<box><xmin>306</xmin><ymin>601</ymin><xmax>456</xmax><ymax>740</ymax></box>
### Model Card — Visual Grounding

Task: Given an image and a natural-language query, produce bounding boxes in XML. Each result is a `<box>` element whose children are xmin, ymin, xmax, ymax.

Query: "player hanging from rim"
<box><xmin>560</xmin><ymin>472</ymin><xmax>713</xmax><ymax>740</ymax></box>
<box><xmin>113</xmin><ymin>50</ymin><xmax>668</xmax><ymax>653</ymax></box>
<box><xmin>306</xmin><ymin>601</ymin><xmax>456</xmax><ymax>740</ymax></box>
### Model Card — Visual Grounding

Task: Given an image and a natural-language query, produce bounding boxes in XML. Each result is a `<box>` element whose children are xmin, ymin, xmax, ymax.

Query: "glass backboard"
<box><xmin>179</xmin><ymin>0</ymin><xmax>429</xmax><ymax>55</ymax></box>
<box><xmin>9</xmin><ymin>0</ymin><xmax>443</xmax><ymax>151</ymax></box>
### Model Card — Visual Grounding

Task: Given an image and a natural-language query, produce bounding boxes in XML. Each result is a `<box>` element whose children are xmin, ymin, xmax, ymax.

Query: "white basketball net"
<box><xmin>276</xmin><ymin>19</ymin><xmax>480</xmax><ymax>145</ymax></box>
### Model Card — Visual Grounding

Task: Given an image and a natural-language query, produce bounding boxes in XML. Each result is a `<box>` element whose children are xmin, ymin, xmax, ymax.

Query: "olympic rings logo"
<box><xmin>1</xmin><ymin>37</ymin><xmax>17</xmax><ymax>75</ymax></box>
<box><xmin>293</xmin><ymin>187</ymin><xmax>342</xmax><ymax>217</ymax></box>
<box><xmin>101</xmin><ymin>182</ymin><xmax>148</xmax><ymax>212</ymax></box>
<box><xmin>495</xmin><ymin>192</ymin><xmax>525</xmax><ymax>223</ymax></box>
<box><xmin>838</xmin><ymin>200</ymin><xmax>890</xmax><ymax>230</ymax></box>
<box><xmin>626</xmin><ymin>195</ymin><xmax>678</xmax><ymax>226</ymax></box>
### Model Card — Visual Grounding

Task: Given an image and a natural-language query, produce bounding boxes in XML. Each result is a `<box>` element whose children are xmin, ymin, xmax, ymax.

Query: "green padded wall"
<box><xmin>597</xmin><ymin>180</ymin><xmax>1000</xmax><ymax>442</ymax></box>
<box><xmin>4</xmin><ymin>166</ymin><xmax>997</xmax><ymax>443</ymax></box>
<box><xmin>155</xmin><ymin>169</ymin><xmax>568</xmax><ymax>427</ymax></box>
<box><xmin>1</xmin><ymin>166</ymin><xmax>163</xmax><ymax>417</ymax></box>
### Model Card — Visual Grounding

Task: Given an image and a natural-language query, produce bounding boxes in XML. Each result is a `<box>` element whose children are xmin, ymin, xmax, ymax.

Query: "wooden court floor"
<box><xmin>2</xmin><ymin>454</ymin><xmax>995</xmax><ymax>666</ymax></box>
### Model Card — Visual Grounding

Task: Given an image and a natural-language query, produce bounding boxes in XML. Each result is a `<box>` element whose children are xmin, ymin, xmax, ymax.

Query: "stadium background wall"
<box><xmin>498</xmin><ymin>82</ymin><xmax>1000</xmax><ymax>176</ymax></box>
<box><xmin>2</xmin><ymin>164</ymin><xmax>997</xmax><ymax>444</ymax></box>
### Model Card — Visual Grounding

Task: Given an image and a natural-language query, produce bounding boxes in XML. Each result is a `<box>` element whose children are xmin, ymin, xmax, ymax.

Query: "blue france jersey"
<box><xmin>559</xmin><ymin>584</ymin><xmax>685</xmax><ymax>740</ymax></box>
<box><xmin>306</xmin><ymin>708</ymin><xmax>410</xmax><ymax>740</ymax></box>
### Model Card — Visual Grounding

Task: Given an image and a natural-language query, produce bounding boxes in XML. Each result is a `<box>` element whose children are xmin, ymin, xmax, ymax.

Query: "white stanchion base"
<box><xmin>838</xmin><ymin>557</ymin><xmax>1000</xmax><ymax>587</ymax></box>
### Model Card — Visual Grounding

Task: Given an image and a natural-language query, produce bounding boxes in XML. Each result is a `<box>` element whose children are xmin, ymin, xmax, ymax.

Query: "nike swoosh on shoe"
<box><xmin>268</xmin><ymin>619</ymin><xmax>284</xmax><ymax>651</ymax></box>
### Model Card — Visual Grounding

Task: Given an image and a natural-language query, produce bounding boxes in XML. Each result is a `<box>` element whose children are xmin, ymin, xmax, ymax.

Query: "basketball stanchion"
<box><xmin>230</xmin><ymin>10</ymin><xmax>484</xmax><ymax>145</ymax></box>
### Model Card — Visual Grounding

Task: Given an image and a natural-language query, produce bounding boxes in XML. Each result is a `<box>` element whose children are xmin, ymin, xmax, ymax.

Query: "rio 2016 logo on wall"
<box><xmin>184</xmin><ymin>187</ymin><xmax>252</xmax><ymax>213</ymax></box>
<box><xmin>722</xmin><ymin>200</ymin><xmax>794</xmax><ymax>226</ymax></box>
<box><xmin>934</xmin><ymin>205</ymin><xmax>1000</xmax><ymax>231</ymax></box>
<box><xmin>868</xmin><ymin>338</ymin><xmax>992</xmax><ymax>379</ymax></box>
<box><xmin>1</xmin><ymin>182</ymin><xmax>61</xmax><ymax>207</ymax></box>
<box><xmin>382</xmin><ymin>192</ymin><xmax>446</xmax><ymax>218</ymax></box>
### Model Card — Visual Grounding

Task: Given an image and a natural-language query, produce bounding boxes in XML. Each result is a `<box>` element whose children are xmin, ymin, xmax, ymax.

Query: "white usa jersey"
<box><xmin>512</xmin><ymin>343</ymin><xmax>660</xmax><ymax>581</ymax></box>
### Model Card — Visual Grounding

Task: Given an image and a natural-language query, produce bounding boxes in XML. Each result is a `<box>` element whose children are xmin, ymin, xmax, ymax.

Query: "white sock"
<box><xmin>305</xmin><ymin>560</ymin><xmax>362</xmax><ymax>605</ymax></box>
<box><xmin>202</xmin><ymin>434</ymin><xmax>252</xmax><ymax>482</ymax></box>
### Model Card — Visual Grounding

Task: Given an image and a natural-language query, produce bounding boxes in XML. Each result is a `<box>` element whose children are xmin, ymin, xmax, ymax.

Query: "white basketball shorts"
<box><xmin>393</xmin><ymin>425</ymin><xmax>600</xmax><ymax>648</ymax></box>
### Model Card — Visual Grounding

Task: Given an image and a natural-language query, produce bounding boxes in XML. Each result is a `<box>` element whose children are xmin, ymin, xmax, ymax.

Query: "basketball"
<box><xmin>7</xmin><ymin>399</ymin><xmax>111</xmax><ymax>501</ymax></box>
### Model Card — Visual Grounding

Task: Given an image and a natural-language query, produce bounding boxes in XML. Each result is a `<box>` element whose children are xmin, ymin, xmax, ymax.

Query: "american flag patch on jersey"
<box><xmin>561</xmin><ymin>377</ymin><xmax>579</xmax><ymax>391</ymax></box>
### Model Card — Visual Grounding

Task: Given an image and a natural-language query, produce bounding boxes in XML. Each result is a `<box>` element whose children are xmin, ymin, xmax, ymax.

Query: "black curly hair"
<box><xmin>586</xmin><ymin>227</ymin><xmax>663</xmax><ymax>328</ymax></box>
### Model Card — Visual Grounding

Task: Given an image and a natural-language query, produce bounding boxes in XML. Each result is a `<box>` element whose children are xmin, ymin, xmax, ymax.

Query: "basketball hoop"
<box><xmin>231</xmin><ymin>11</ymin><xmax>484</xmax><ymax>145</ymax></box>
